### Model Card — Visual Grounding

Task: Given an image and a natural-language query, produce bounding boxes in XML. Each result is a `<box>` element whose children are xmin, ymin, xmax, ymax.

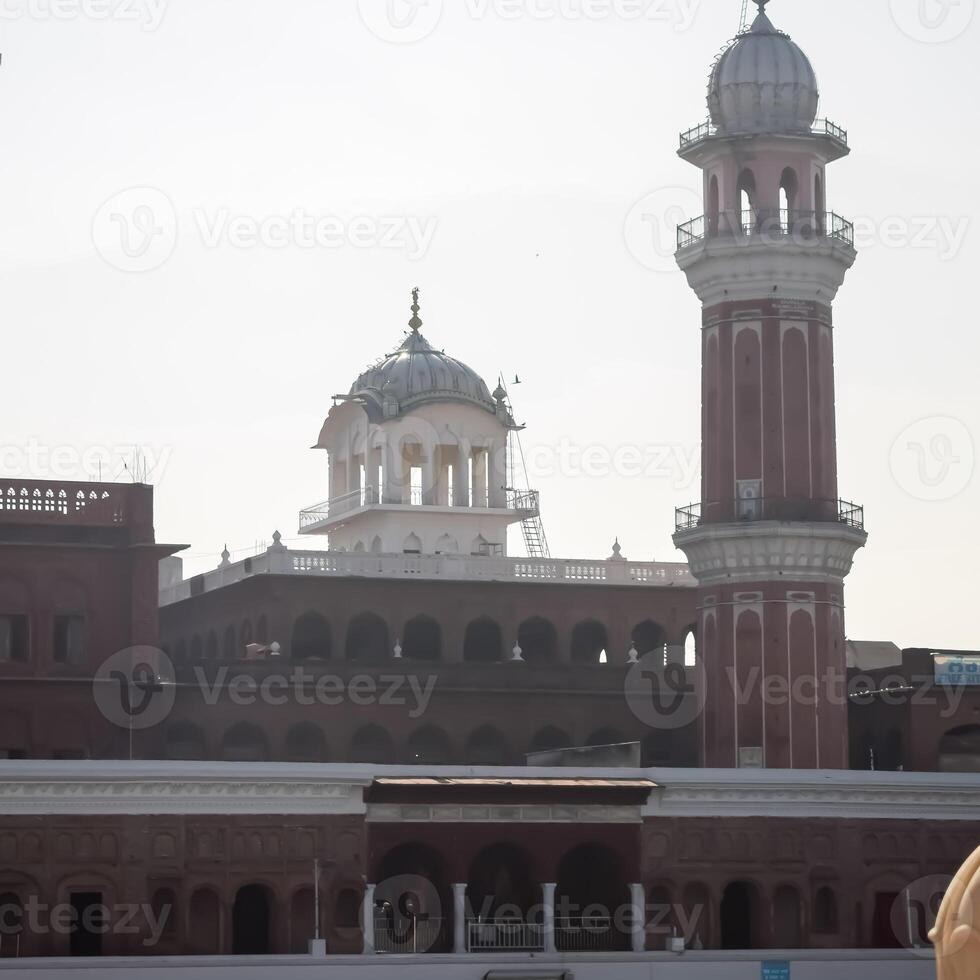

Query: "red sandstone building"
<box><xmin>0</xmin><ymin>2</ymin><xmax>978</xmax><ymax>973</ymax></box>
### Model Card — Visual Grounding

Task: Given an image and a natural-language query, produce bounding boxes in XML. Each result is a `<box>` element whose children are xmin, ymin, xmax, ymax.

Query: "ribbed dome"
<box><xmin>350</xmin><ymin>329</ymin><xmax>495</xmax><ymax>413</ymax></box>
<box><xmin>708</xmin><ymin>8</ymin><xmax>819</xmax><ymax>136</ymax></box>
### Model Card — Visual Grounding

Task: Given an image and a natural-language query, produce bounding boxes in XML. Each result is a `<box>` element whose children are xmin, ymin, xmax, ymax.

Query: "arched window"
<box><xmin>402</xmin><ymin>616</ymin><xmax>441</xmax><ymax>662</ymax></box>
<box><xmin>683</xmin><ymin>629</ymin><xmax>697</xmax><ymax>667</ymax></box>
<box><xmin>188</xmin><ymin>888</ymin><xmax>220</xmax><ymax>954</ymax></box>
<box><xmin>707</xmin><ymin>173</ymin><xmax>720</xmax><ymax>236</ymax></box>
<box><xmin>220</xmin><ymin>723</ymin><xmax>268</xmax><ymax>762</ymax></box>
<box><xmin>773</xmin><ymin>884</ymin><xmax>802</xmax><ymax>948</ymax></box>
<box><xmin>222</xmin><ymin>626</ymin><xmax>237</xmax><ymax>660</ymax></box>
<box><xmin>779</xmin><ymin>166</ymin><xmax>799</xmax><ymax>226</ymax></box>
<box><xmin>571</xmin><ymin>620</ymin><xmax>608</xmax><ymax>665</ymax></box>
<box><xmin>345</xmin><ymin>613</ymin><xmax>389</xmax><ymax>663</ymax></box>
<box><xmin>291</xmin><ymin>612</ymin><xmax>332</xmax><ymax>661</ymax></box>
<box><xmin>165</xmin><ymin>722</ymin><xmax>206</xmax><ymax>761</ymax></box>
<box><xmin>284</xmin><ymin>723</ymin><xmax>328</xmax><ymax>763</ymax></box>
<box><xmin>350</xmin><ymin>725</ymin><xmax>395</xmax><ymax>765</ymax></box>
<box><xmin>335</xmin><ymin>888</ymin><xmax>361</xmax><ymax>929</ymax></box>
<box><xmin>530</xmin><ymin>726</ymin><xmax>572</xmax><ymax>755</ymax></box>
<box><xmin>938</xmin><ymin>725</ymin><xmax>980</xmax><ymax>772</ymax></box>
<box><xmin>403</xmin><ymin>533</ymin><xmax>422</xmax><ymax>555</ymax></box>
<box><xmin>737</xmin><ymin>168</ymin><xmax>757</xmax><ymax>231</ymax></box>
<box><xmin>814</xmin><ymin>886</ymin><xmax>839</xmax><ymax>934</ymax></box>
<box><xmin>232</xmin><ymin>885</ymin><xmax>273</xmax><ymax>955</ymax></box>
<box><xmin>468</xmin><ymin>843</ymin><xmax>541</xmax><ymax>924</ymax></box>
<box><xmin>465</xmin><ymin>726</ymin><xmax>510</xmax><ymax>766</ymax></box>
<box><xmin>517</xmin><ymin>617</ymin><xmax>557</xmax><ymax>665</ymax></box>
<box><xmin>632</xmin><ymin>620</ymin><xmax>667</xmax><ymax>662</ymax></box>
<box><xmin>406</xmin><ymin>726</ymin><xmax>452</xmax><ymax>765</ymax></box>
<box><xmin>721</xmin><ymin>881</ymin><xmax>760</xmax><ymax>949</ymax></box>
<box><xmin>434</xmin><ymin>534</ymin><xmax>458</xmax><ymax>555</ymax></box>
<box><xmin>464</xmin><ymin>618</ymin><xmax>503</xmax><ymax>663</ymax></box>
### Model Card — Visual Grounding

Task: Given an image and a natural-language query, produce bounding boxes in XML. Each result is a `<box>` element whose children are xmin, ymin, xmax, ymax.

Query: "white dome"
<box><xmin>708</xmin><ymin>9</ymin><xmax>819</xmax><ymax>136</ymax></box>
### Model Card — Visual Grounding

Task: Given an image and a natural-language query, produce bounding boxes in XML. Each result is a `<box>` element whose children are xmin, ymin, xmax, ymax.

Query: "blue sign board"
<box><xmin>762</xmin><ymin>963</ymin><xmax>790</xmax><ymax>980</ymax></box>
<box><xmin>935</xmin><ymin>655</ymin><xmax>980</xmax><ymax>686</ymax></box>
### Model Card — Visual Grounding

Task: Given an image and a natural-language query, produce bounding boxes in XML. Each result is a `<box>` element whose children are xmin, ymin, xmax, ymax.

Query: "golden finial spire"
<box><xmin>409</xmin><ymin>287</ymin><xmax>423</xmax><ymax>333</ymax></box>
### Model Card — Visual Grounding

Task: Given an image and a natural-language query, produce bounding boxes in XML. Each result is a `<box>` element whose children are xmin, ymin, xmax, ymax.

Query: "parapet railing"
<box><xmin>677</xmin><ymin>209</ymin><xmax>855</xmax><ymax>250</ymax></box>
<box><xmin>0</xmin><ymin>482</ymin><xmax>127</xmax><ymax>527</ymax></box>
<box><xmin>679</xmin><ymin>117</ymin><xmax>848</xmax><ymax>150</ymax></box>
<box><xmin>675</xmin><ymin>497</ymin><xmax>865</xmax><ymax>533</ymax></box>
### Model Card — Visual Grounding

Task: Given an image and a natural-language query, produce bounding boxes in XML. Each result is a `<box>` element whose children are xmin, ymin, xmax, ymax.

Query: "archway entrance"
<box><xmin>721</xmin><ymin>881</ymin><xmax>759</xmax><ymax>950</ymax></box>
<box><xmin>556</xmin><ymin>844</ymin><xmax>630</xmax><ymax>952</ymax></box>
<box><xmin>232</xmin><ymin>885</ymin><xmax>272</xmax><ymax>955</ymax></box>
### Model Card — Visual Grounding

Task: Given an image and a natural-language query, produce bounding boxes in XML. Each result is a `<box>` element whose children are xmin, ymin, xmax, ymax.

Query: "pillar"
<box><xmin>630</xmin><ymin>883</ymin><xmax>647</xmax><ymax>953</ymax></box>
<box><xmin>452</xmin><ymin>883</ymin><xmax>467</xmax><ymax>954</ymax></box>
<box><xmin>362</xmin><ymin>883</ymin><xmax>376</xmax><ymax>955</ymax></box>
<box><xmin>542</xmin><ymin>882</ymin><xmax>557</xmax><ymax>954</ymax></box>
<box><xmin>488</xmin><ymin>436</ymin><xmax>508</xmax><ymax>508</ymax></box>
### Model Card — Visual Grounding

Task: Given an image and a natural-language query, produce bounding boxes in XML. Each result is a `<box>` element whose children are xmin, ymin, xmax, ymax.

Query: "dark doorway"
<box><xmin>721</xmin><ymin>881</ymin><xmax>757</xmax><ymax>950</ymax></box>
<box><xmin>403</xmin><ymin>616</ymin><xmax>441</xmax><ymax>662</ymax></box>
<box><xmin>872</xmin><ymin>892</ymin><xmax>903</xmax><ymax>949</ymax></box>
<box><xmin>464</xmin><ymin>618</ymin><xmax>503</xmax><ymax>663</ymax></box>
<box><xmin>232</xmin><ymin>885</ymin><xmax>272</xmax><ymax>955</ymax></box>
<box><xmin>69</xmin><ymin>892</ymin><xmax>103</xmax><ymax>957</ymax></box>
<box><xmin>346</xmin><ymin>613</ymin><xmax>389</xmax><ymax>663</ymax></box>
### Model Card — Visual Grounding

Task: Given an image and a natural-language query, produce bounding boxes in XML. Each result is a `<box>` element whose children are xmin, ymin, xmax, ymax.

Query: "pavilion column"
<box><xmin>362</xmin><ymin>883</ymin><xmax>376</xmax><ymax>955</ymax></box>
<box><xmin>542</xmin><ymin>882</ymin><xmax>557</xmax><ymax>954</ymax></box>
<box><xmin>452</xmin><ymin>883</ymin><xmax>467</xmax><ymax>954</ymax></box>
<box><xmin>630</xmin><ymin>883</ymin><xmax>647</xmax><ymax>953</ymax></box>
<box><xmin>488</xmin><ymin>436</ymin><xmax>508</xmax><ymax>509</ymax></box>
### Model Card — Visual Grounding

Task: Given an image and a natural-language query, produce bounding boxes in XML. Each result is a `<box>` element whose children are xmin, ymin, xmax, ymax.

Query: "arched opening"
<box><xmin>335</xmin><ymin>888</ymin><xmax>361</xmax><ymax>930</ymax></box>
<box><xmin>517</xmin><ymin>617</ymin><xmax>557</xmax><ymax>665</ymax></box>
<box><xmin>737</xmin><ymin>168</ymin><xmax>757</xmax><ymax>231</ymax></box>
<box><xmin>939</xmin><ymin>725</ymin><xmax>980</xmax><ymax>771</ymax></box>
<box><xmin>205</xmin><ymin>631</ymin><xmax>218</xmax><ymax>661</ymax></box>
<box><xmin>465</xmin><ymin>726</ymin><xmax>510</xmax><ymax>766</ymax></box>
<box><xmin>434</xmin><ymin>534</ymin><xmax>458</xmax><ymax>555</ymax></box>
<box><xmin>353</xmin><ymin>541</ymin><xmax>366</xmax><ymax>553</ymax></box>
<box><xmin>164</xmin><ymin>722</ymin><xmax>206</xmax><ymax>761</ymax></box>
<box><xmin>773</xmin><ymin>885</ymin><xmax>802</xmax><ymax>948</ymax></box>
<box><xmin>632</xmin><ymin>620</ymin><xmax>667</xmax><ymax>662</ymax></box>
<box><xmin>779</xmin><ymin>166</ymin><xmax>799</xmax><ymax>228</ymax></box>
<box><xmin>188</xmin><ymin>888</ymin><xmax>220</xmax><ymax>954</ymax></box>
<box><xmin>222</xmin><ymin>626</ymin><xmax>237</xmax><ymax>660</ymax></box>
<box><xmin>683</xmin><ymin>628</ymin><xmax>697</xmax><ymax>667</ymax></box>
<box><xmin>571</xmin><ymin>620</ymin><xmax>608</xmax><ymax>665</ymax></box>
<box><xmin>467</xmin><ymin>843</ymin><xmax>542</xmax><ymax>944</ymax></box>
<box><xmin>284</xmin><ymin>723</ymin><xmax>328</xmax><ymax>763</ymax></box>
<box><xmin>707</xmin><ymin>173</ymin><xmax>720</xmax><ymax>236</ymax></box>
<box><xmin>721</xmin><ymin>881</ymin><xmax>760</xmax><ymax>949</ymax></box>
<box><xmin>402</xmin><ymin>615</ymin><xmax>441</xmax><ymax>662</ymax></box>
<box><xmin>220</xmin><ymin>723</ymin><xmax>268</xmax><ymax>762</ymax></box>
<box><xmin>529</xmin><ymin>726</ymin><xmax>572</xmax><ymax>755</ymax></box>
<box><xmin>556</xmin><ymin>844</ymin><xmax>630</xmax><ymax>952</ymax></box>
<box><xmin>291</xmin><ymin>612</ymin><xmax>332</xmax><ymax>662</ymax></box>
<box><xmin>406</xmin><ymin>726</ymin><xmax>452</xmax><ymax>765</ymax></box>
<box><xmin>151</xmin><ymin>888</ymin><xmax>177</xmax><ymax>943</ymax></box>
<box><xmin>682</xmin><ymin>883</ymin><xmax>710</xmax><ymax>950</ymax></box>
<box><xmin>350</xmin><ymin>725</ymin><xmax>395</xmax><ymax>765</ymax></box>
<box><xmin>345</xmin><ymin>613</ymin><xmax>389</xmax><ymax>663</ymax></box>
<box><xmin>374</xmin><ymin>843</ymin><xmax>451</xmax><ymax>954</ymax></box>
<box><xmin>463</xmin><ymin>618</ymin><xmax>503</xmax><ymax>663</ymax></box>
<box><xmin>814</xmin><ymin>886</ymin><xmax>839</xmax><ymax>935</ymax></box>
<box><xmin>232</xmin><ymin>884</ymin><xmax>273</xmax><ymax>955</ymax></box>
<box><xmin>403</xmin><ymin>533</ymin><xmax>423</xmax><ymax>555</ymax></box>
<box><xmin>289</xmin><ymin>888</ymin><xmax>315</xmax><ymax>954</ymax></box>
<box><xmin>371</xmin><ymin>535</ymin><xmax>383</xmax><ymax>555</ymax></box>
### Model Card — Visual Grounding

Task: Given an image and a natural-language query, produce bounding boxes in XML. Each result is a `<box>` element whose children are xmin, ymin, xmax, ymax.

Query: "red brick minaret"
<box><xmin>673</xmin><ymin>1</ymin><xmax>867</xmax><ymax>770</ymax></box>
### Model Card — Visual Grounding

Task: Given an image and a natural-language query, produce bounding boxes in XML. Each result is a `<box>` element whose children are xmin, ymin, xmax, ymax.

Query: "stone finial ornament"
<box><xmin>931</xmin><ymin>845</ymin><xmax>980</xmax><ymax>980</ymax></box>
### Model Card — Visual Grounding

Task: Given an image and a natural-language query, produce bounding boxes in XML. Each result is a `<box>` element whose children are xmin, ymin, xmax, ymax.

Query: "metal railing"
<box><xmin>374</xmin><ymin>916</ymin><xmax>443</xmax><ymax>954</ymax></box>
<box><xmin>679</xmin><ymin>117</ymin><xmax>848</xmax><ymax>150</ymax></box>
<box><xmin>677</xmin><ymin>209</ymin><xmax>854</xmax><ymax>250</ymax></box>
<box><xmin>675</xmin><ymin>497</ymin><xmax>865</xmax><ymax>532</ymax></box>
<box><xmin>555</xmin><ymin>916</ymin><xmax>625</xmax><ymax>953</ymax></box>
<box><xmin>467</xmin><ymin>919</ymin><xmax>545</xmax><ymax>952</ymax></box>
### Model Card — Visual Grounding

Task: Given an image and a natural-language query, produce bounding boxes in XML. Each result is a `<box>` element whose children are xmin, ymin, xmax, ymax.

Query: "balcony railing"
<box><xmin>374</xmin><ymin>915</ymin><xmax>443</xmax><ymax>954</ymax></box>
<box><xmin>679</xmin><ymin>117</ymin><xmax>848</xmax><ymax>150</ymax></box>
<box><xmin>556</xmin><ymin>916</ymin><xmax>627</xmax><ymax>953</ymax></box>
<box><xmin>467</xmin><ymin>919</ymin><xmax>545</xmax><ymax>953</ymax></box>
<box><xmin>677</xmin><ymin>209</ymin><xmax>854</xmax><ymax>251</ymax></box>
<box><xmin>675</xmin><ymin>497</ymin><xmax>865</xmax><ymax>533</ymax></box>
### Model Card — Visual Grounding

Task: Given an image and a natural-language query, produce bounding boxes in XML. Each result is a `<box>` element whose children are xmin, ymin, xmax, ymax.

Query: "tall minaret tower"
<box><xmin>673</xmin><ymin>1</ymin><xmax>868</xmax><ymax>770</ymax></box>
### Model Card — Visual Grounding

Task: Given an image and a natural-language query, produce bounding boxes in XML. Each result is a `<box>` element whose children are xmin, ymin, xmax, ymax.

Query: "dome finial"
<box><xmin>409</xmin><ymin>287</ymin><xmax>423</xmax><ymax>333</ymax></box>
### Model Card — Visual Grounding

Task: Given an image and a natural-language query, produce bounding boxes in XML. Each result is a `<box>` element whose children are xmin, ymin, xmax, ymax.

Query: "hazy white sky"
<box><xmin>2</xmin><ymin>0</ymin><xmax>977</xmax><ymax>650</ymax></box>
